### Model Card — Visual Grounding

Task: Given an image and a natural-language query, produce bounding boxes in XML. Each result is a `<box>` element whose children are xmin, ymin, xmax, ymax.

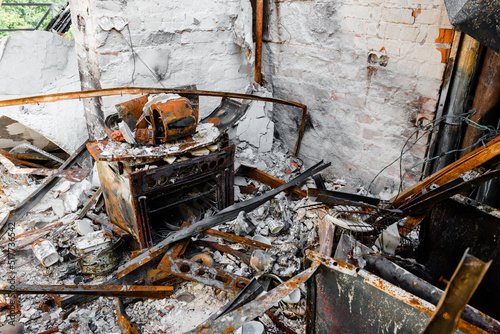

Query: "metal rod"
<box><xmin>34</xmin><ymin>6</ymin><xmax>52</xmax><ymax>30</ymax></box>
<box><xmin>0</xmin><ymin>283</ymin><xmax>173</xmax><ymax>299</ymax></box>
<box><xmin>255</xmin><ymin>0</ymin><xmax>264</xmax><ymax>85</ymax></box>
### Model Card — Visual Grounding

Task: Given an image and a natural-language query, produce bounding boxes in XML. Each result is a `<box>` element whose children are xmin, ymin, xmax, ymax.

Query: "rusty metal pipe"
<box><xmin>0</xmin><ymin>283</ymin><xmax>173</xmax><ymax>299</ymax></box>
<box><xmin>255</xmin><ymin>0</ymin><xmax>264</xmax><ymax>85</ymax></box>
<box><xmin>0</xmin><ymin>87</ymin><xmax>308</xmax><ymax>156</ymax></box>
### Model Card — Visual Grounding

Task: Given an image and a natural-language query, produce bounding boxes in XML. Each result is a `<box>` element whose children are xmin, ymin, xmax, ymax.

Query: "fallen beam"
<box><xmin>392</xmin><ymin>135</ymin><xmax>500</xmax><ymax>207</ymax></box>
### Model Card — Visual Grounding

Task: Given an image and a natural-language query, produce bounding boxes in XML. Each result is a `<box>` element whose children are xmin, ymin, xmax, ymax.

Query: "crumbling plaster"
<box><xmin>0</xmin><ymin>31</ymin><xmax>88</xmax><ymax>154</ymax></box>
<box><xmin>68</xmin><ymin>0</ymin><xmax>452</xmax><ymax>197</ymax></box>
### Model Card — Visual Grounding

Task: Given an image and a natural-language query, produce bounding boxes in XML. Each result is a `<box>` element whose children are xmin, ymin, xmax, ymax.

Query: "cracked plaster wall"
<box><xmin>0</xmin><ymin>31</ymin><xmax>88</xmax><ymax>154</ymax></box>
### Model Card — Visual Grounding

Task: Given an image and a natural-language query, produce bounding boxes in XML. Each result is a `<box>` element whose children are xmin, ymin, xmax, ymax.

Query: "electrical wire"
<box><xmin>118</xmin><ymin>29</ymin><xmax>166</xmax><ymax>88</ymax></box>
<box><xmin>368</xmin><ymin>110</ymin><xmax>500</xmax><ymax>203</ymax></box>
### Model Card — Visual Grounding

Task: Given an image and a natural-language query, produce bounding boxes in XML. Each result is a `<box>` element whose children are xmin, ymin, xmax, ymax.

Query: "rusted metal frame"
<box><xmin>0</xmin><ymin>142</ymin><xmax>88</xmax><ymax>240</ymax></box>
<box><xmin>157</xmin><ymin>231</ymin><xmax>250</xmax><ymax>294</ymax></box>
<box><xmin>116</xmin><ymin>161</ymin><xmax>330</xmax><ymax>278</ymax></box>
<box><xmin>192</xmin><ymin>263</ymin><xmax>320</xmax><ymax>333</ymax></box>
<box><xmin>158</xmin><ymin>256</ymin><xmax>250</xmax><ymax>294</ymax></box>
<box><xmin>0</xmin><ymin>87</ymin><xmax>308</xmax><ymax>155</ymax></box>
<box><xmin>266</xmin><ymin>309</ymin><xmax>297</xmax><ymax>334</ymax></box>
<box><xmin>400</xmin><ymin>169</ymin><xmax>500</xmax><ymax>215</ymax></box>
<box><xmin>431</xmin><ymin>34</ymin><xmax>481</xmax><ymax>174</ymax></box>
<box><xmin>423</xmin><ymin>250</ymin><xmax>492</xmax><ymax>334</ymax></box>
<box><xmin>306</xmin><ymin>251</ymin><xmax>488</xmax><ymax>334</ymax></box>
<box><xmin>0</xmin><ymin>283</ymin><xmax>173</xmax><ymax>299</ymax></box>
<box><xmin>423</xmin><ymin>31</ymin><xmax>462</xmax><ymax>177</ymax></box>
<box><xmin>336</xmin><ymin>234</ymin><xmax>500</xmax><ymax>333</ymax></box>
<box><xmin>255</xmin><ymin>0</ymin><xmax>264</xmax><ymax>85</ymax></box>
<box><xmin>238</xmin><ymin>165</ymin><xmax>307</xmax><ymax>199</ymax></box>
<box><xmin>391</xmin><ymin>135</ymin><xmax>500</xmax><ymax>207</ymax></box>
<box><xmin>115</xmin><ymin>298</ymin><xmax>142</xmax><ymax>334</ymax></box>
<box><xmin>195</xmin><ymin>240</ymin><xmax>251</xmax><ymax>265</ymax></box>
<box><xmin>0</xmin><ymin>150</ymin><xmax>88</xmax><ymax>182</ymax></box>
<box><xmin>56</xmin><ymin>254</ymin><xmax>168</xmax><ymax>310</ymax></box>
<box><xmin>76</xmin><ymin>187</ymin><xmax>102</xmax><ymax>220</ymax></box>
<box><xmin>86</xmin><ymin>212</ymin><xmax>130</xmax><ymax>238</ymax></box>
<box><xmin>0</xmin><ymin>149</ymin><xmax>45</xmax><ymax>168</ymax></box>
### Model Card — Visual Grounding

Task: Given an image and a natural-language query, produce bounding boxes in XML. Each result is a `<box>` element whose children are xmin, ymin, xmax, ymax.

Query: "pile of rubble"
<box><xmin>0</xmin><ymin>89</ymin><xmax>499</xmax><ymax>334</ymax></box>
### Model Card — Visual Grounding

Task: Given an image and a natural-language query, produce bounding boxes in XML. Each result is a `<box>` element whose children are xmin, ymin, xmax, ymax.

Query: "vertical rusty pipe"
<box><xmin>255</xmin><ymin>0</ymin><xmax>264</xmax><ymax>85</ymax></box>
<box><xmin>460</xmin><ymin>48</ymin><xmax>500</xmax><ymax>157</ymax></box>
<box><xmin>431</xmin><ymin>34</ymin><xmax>480</xmax><ymax>173</ymax></box>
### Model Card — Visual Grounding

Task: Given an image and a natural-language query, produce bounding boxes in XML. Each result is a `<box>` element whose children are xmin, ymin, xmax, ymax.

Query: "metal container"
<box><xmin>77</xmin><ymin>239</ymin><xmax>121</xmax><ymax>275</ymax></box>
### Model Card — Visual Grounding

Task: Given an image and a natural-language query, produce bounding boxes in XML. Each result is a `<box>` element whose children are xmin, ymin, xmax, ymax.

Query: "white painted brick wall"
<box><xmin>265</xmin><ymin>0</ymin><xmax>453</xmax><ymax>196</ymax></box>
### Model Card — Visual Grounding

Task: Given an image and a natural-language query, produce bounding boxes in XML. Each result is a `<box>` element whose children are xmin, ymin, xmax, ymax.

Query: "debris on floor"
<box><xmin>0</xmin><ymin>88</ymin><xmax>499</xmax><ymax>334</ymax></box>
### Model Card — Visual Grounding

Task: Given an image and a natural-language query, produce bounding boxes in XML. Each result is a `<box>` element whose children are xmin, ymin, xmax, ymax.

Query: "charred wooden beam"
<box><xmin>461</xmin><ymin>48</ymin><xmax>500</xmax><ymax>157</ymax></box>
<box><xmin>431</xmin><ymin>34</ymin><xmax>481</xmax><ymax>173</ymax></box>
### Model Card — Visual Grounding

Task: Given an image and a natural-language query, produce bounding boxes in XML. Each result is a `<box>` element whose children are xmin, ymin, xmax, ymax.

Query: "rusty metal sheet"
<box><xmin>116</xmin><ymin>161</ymin><xmax>330</xmax><ymax>278</ymax></box>
<box><xmin>0</xmin><ymin>150</ymin><xmax>87</xmax><ymax>182</ymax></box>
<box><xmin>423</xmin><ymin>250</ymin><xmax>491</xmax><ymax>334</ymax></box>
<box><xmin>158</xmin><ymin>257</ymin><xmax>249</xmax><ymax>294</ymax></box>
<box><xmin>418</xmin><ymin>195</ymin><xmax>500</xmax><ymax>319</ymax></box>
<box><xmin>0</xmin><ymin>87</ymin><xmax>308</xmax><ymax>156</ymax></box>
<box><xmin>115</xmin><ymin>298</ymin><xmax>141</xmax><ymax>334</ymax></box>
<box><xmin>335</xmin><ymin>234</ymin><xmax>500</xmax><ymax>333</ymax></box>
<box><xmin>192</xmin><ymin>263</ymin><xmax>319</xmax><ymax>333</ymax></box>
<box><xmin>305</xmin><ymin>251</ymin><xmax>486</xmax><ymax>334</ymax></box>
<box><xmin>0</xmin><ymin>283</ymin><xmax>173</xmax><ymax>299</ymax></box>
<box><xmin>0</xmin><ymin>143</ymin><xmax>88</xmax><ymax>240</ymax></box>
<box><xmin>95</xmin><ymin>160</ymin><xmax>143</xmax><ymax>249</ymax></box>
<box><xmin>202</xmin><ymin>98</ymin><xmax>248</xmax><ymax>131</ymax></box>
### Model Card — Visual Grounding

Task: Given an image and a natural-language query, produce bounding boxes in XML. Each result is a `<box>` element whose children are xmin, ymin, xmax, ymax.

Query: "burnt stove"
<box><xmin>88</xmin><ymin>136</ymin><xmax>234</xmax><ymax>250</ymax></box>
